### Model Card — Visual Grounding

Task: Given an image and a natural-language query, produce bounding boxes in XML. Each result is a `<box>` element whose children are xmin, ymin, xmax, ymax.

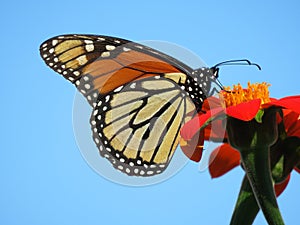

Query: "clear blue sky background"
<box><xmin>1</xmin><ymin>1</ymin><xmax>299</xmax><ymax>224</ymax></box>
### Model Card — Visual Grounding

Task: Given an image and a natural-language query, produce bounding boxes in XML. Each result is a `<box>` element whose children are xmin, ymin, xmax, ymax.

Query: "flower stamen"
<box><xmin>220</xmin><ymin>82</ymin><xmax>271</xmax><ymax>107</ymax></box>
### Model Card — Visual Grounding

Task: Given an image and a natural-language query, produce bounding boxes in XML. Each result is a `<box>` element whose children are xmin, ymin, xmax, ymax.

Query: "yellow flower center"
<box><xmin>220</xmin><ymin>82</ymin><xmax>271</xmax><ymax>107</ymax></box>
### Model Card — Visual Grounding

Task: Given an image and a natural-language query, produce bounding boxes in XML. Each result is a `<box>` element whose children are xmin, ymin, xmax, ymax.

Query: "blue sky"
<box><xmin>1</xmin><ymin>0</ymin><xmax>299</xmax><ymax>224</ymax></box>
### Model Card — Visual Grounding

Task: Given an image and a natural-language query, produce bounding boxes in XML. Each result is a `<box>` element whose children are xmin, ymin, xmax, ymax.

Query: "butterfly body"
<box><xmin>40</xmin><ymin>34</ymin><xmax>219</xmax><ymax>176</ymax></box>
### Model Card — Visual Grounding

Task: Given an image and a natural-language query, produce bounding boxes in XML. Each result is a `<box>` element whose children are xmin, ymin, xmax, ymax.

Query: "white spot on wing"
<box><xmin>147</xmin><ymin>171</ymin><xmax>154</xmax><ymax>175</ymax></box>
<box><xmin>84</xmin><ymin>40</ymin><xmax>93</xmax><ymax>44</ymax></box>
<box><xmin>123</xmin><ymin>47</ymin><xmax>131</xmax><ymax>52</ymax></box>
<box><xmin>106</xmin><ymin>45</ymin><xmax>116</xmax><ymax>51</ymax></box>
<box><xmin>130</xmin><ymin>83</ymin><xmax>136</xmax><ymax>89</ymax></box>
<box><xmin>52</xmin><ymin>40</ymin><xmax>58</xmax><ymax>46</ymax></box>
<box><xmin>118</xmin><ymin>165</ymin><xmax>123</xmax><ymax>170</ymax></box>
<box><xmin>93</xmin><ymin>109</ymin><xmax>98</xmax><ymax>116</ymax></box>
<box><xmin>85</xmin><ymin>44</ymin><xmax>94</xmax><ymax>52</ymax></box>
<box><xmin>73</xmin><ymin>71</ymin><xmax>80</xmax><ymax>76</ymax></box>
<box><xmin>101</xmin><ymin>52</ymin><xmax>110</xmax><ymax>57</ymax></box>
<box><xmin>114</xmin><ymin>86</ymin><xmax>123</xmax><ymax>92</ymax></box>
<box><xmin>135</xmin><ymin>45</ymin><xmax>143</xmax><ymax>49</ymax></box>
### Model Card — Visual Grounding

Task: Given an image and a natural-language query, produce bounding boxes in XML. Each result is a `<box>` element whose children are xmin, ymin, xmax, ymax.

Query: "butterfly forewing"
<box><xmin>40</xmin><ymin>34</ymin><xmax>194</xmax><ymax>106</ymax></box>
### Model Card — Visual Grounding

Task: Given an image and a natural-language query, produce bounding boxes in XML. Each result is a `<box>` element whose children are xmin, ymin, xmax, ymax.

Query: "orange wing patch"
<box><xmin>81</xmin><ymin>50</ymin><xmax>182</xmax><ymax>95</ymax></box>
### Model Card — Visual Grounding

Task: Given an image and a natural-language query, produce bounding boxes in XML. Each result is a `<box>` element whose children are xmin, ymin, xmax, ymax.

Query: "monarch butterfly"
<box><xmin>39</xmin><ymin>34</ymin><xmax>258</xmax><ymax>176</ymax></box>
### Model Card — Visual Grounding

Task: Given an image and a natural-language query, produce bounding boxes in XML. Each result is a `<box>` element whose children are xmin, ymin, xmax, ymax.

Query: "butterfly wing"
<box><xmin>91</xmin><ymin>75</ymin><xmax>196</xmax><ymax>176</ymax></box>
<box><xmin>40</xmin><ymin>34</ymin><xmax>194</xmax><ymax>106</ymax></box>
<box><xmin>39</xmin><ymin>34</ymin><xmax>201</xmax><ymax>176</ymax></box>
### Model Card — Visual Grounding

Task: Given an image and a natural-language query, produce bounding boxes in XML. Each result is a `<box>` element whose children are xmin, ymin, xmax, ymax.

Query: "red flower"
<box><xmin>180</xmin><ymin>82</ymin><xmax>300</xmax><ymax>196</ymax></box>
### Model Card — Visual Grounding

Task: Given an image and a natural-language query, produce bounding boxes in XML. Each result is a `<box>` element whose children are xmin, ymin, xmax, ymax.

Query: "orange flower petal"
<box><xmin>225</xmin><ymin>99</ymin><xmax>261</xmax><ymax>121</ymax></box>
<box><xmin>274</xmin><ymin>174</ymin><xmax>291</xmax><ymax>197</ymax></box>
<box><xmin>209</xmin><ymin>143</ymin><xmax>241</xmax><ymax>178</ymax></box>
<box><xmin>283</xmin><ymin>111</ymin><xmax>300</xmax><ymax>138</ymax></box>
<box><xmin>180</xmin><ymin>107</ymin><xmax>224</xmax><ymax>140</ymax></box>
<box><xmin>180</xmin><ymin>130</ymin><xmax>204</xmax><ymax>162</ymax></box>
<box><xmin>264</xmin><ymin>95</ymin><xmax>300</xmax><ymax>115</ymax></box>
<box><xmin>204</xmin><ymin>120</ymin><xmax>227</xmax><ymax>142</ymax></box>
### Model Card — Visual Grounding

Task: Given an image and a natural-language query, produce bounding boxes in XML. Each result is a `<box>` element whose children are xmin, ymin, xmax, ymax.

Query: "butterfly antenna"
<box><xmin>213</xmin><ymin>59</ymin><xmax>261</xmax><ymax>70</ymax></box>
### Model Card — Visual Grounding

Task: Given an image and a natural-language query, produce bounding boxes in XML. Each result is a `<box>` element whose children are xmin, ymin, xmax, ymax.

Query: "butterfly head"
<box><xmin>192</xmin><ymin>59</ymin><xmax>261</xmax><ymax>97</ymax></box>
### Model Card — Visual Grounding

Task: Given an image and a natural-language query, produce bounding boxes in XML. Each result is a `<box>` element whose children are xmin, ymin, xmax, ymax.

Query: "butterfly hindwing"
<box><xmin>90</xmin><ymin>75</ymin><xmax>196</xmax><ymax>176</ymax></box>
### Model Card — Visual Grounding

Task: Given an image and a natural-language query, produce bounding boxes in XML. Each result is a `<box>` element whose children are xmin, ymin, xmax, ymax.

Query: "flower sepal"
<box><xmin>226</xmin><ymin>107</ymin><xmax>278</xmax><ymax>150</ymax></box>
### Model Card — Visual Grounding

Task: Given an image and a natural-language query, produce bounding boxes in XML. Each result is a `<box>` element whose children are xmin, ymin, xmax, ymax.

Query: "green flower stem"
<box><xmin>230</xmin><ymin>175</ymin><xmax>259</xmax><ymax>225</ymax></box>
<box><xmin>226</xmin><ymin>108</ymin><xmax>285</xmax><ymax>225</ymax></box>
<box><xmin>240</xmin><ymin>145</ymin><xmax>284</xmax><ymax>225</ymax></box>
